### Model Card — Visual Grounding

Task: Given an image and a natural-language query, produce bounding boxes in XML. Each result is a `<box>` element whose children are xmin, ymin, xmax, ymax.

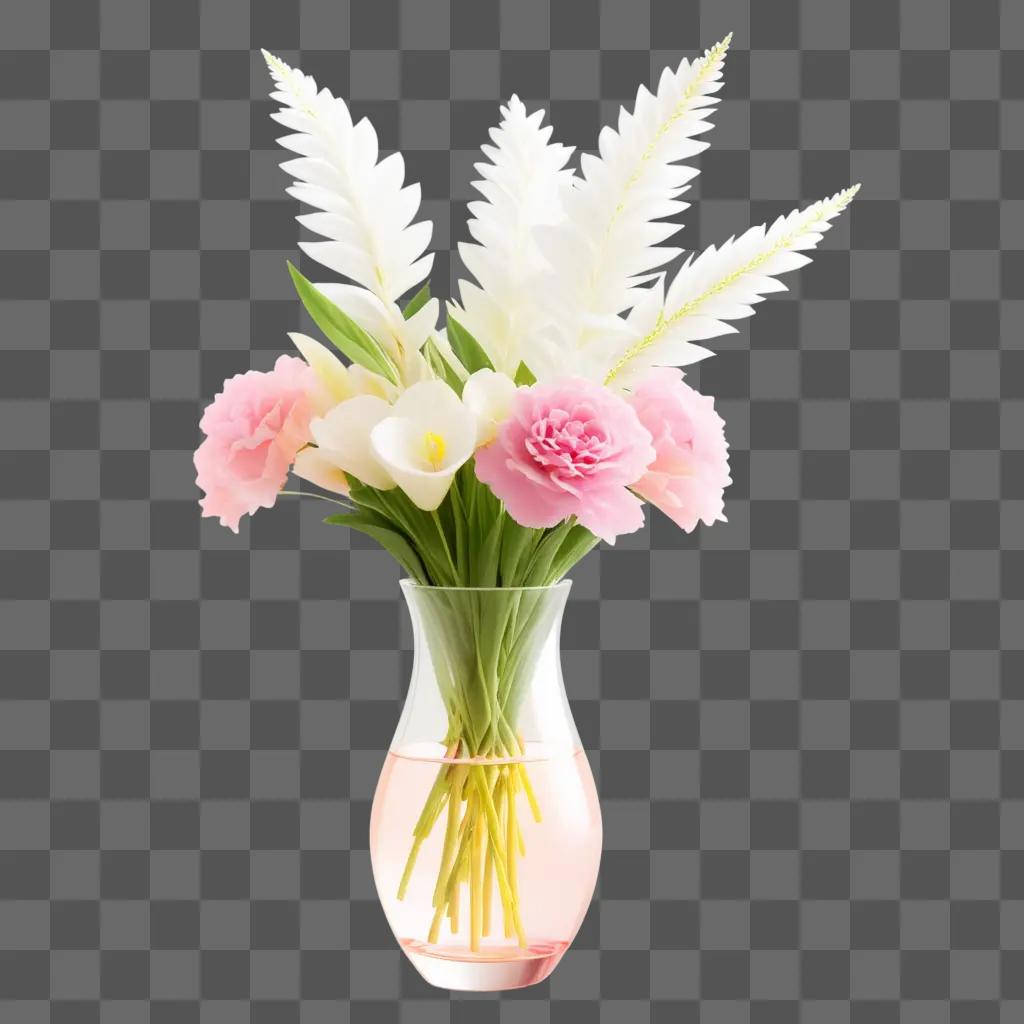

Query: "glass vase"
<box><xmin>369</xmin><ymin>580</ymin><xmax>601</xmax><ymax>991</ymax></box>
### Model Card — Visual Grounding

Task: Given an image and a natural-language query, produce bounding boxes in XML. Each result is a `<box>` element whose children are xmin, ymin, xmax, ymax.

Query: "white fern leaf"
<box><xmin>602</xmin><ymin>185</ymin><xmax>861</xmax><ymax>387</ymax></box>
<box><xmin>531</xmin><ymin>34</ymin><xmax>731</xmax><ymax>362</ymax></box>
<box><xmin>451</xmin><ymin>95</ymin><xmax>576</xmax><ymax>375</ymax></box>
<box><xmin>263</xmin><ymin>50</ymin><xmax>434</xmax><ymax>307</ymax></box>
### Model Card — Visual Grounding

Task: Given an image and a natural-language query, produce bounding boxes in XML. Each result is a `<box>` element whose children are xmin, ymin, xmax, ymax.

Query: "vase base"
<box><xmin>400</xmin><ymin>938</ymin><xmax>568</xmax><ymax>991</ymax></box>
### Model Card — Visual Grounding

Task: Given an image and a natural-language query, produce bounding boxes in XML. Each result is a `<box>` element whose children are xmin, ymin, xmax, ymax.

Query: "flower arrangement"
<box><xmin>195</xmin><ymin>38</ymin><xmax>855</xmax><ymax>957</ymax></box>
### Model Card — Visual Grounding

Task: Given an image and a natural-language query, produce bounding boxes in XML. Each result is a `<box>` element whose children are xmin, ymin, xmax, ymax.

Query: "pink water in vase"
<box><xmin>369</xmin><ymin>582</ymin><xmax>602</xmax><ymax>991</ymax></box>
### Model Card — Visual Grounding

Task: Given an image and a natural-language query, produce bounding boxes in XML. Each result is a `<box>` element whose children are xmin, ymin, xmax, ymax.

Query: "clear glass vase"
<box><xmin>369</xmin><ymin>580</ymin><xmax>602</xmax><ymax>991</ymax></box>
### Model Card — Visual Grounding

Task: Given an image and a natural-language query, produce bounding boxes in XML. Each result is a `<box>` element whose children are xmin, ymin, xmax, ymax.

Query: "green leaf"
<box><xmin>547</xmin><ymin>524</ymin><xmax>600</xmax><ymax>583</ymax></box>
<box><xmin>323</xmin><ymin>510</ymin><xmax>428</xmax><ymax>584</ymax></box>
<box><xmin>522</xmin><ymin>520</ymin><xmax>576</xmax><ymax>584</ymax></box>
<box><xmin>498</xmin><ymin>519</ymin><xmax>535</xmax><ymax>586</ymax></box>
<box><xmin>423</xmin><ymin>337</ymin><xmax>465</xmax><ymax>395</ymax></box>
<box><xmin>470</xmin><ymin>514</ymin><xmax>503</xmax><ymax>588</ymax></box>
<box><xmin>402</xmin><ymin>282</ymin><xmax>431</xmax><ymax>320</ymax></box>
<box><xmin>514</xmin><ymin>361</ymin><xmax>536</xmax><ymax>386</ymax></box>
<box><xmin>288</xmin><ymin>262</ymin><xmax>399</xmax><ymax>384</ymax></box>
<box><xmin>445</xmin><ymin>314</ymin><xmax>493</xmax><ymax>375</ymax></box>
<box><xmin>347</xmin><ymin>476</ymin><xmax>456</xmax><ymax>586</ymax></box>
<box><xmin>343</xmin><ymin>476</ymin><xmax>390</xmax><ymax>517</ymax></box>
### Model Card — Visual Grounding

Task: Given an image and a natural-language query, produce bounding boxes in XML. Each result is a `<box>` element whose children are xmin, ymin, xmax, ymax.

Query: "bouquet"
<box><xmin>195</xmin><ymin>37</ymin><xmax>855</xmax><ymax>953</ymax></box>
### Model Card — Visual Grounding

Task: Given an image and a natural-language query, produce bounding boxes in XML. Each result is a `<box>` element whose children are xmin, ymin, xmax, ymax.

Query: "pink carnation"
<box><xmin>628</xmin><ymin>368</ymin><xmax>731</xmax><ymax>532</ymax></box>
<box><xmin>194</xmin><ymin>355</ymin><xmax>314</xmax><ymax>532</ymax></box>
<box><xmin>475</xmin><ymin>377</ymin><xmax>655</xmax><ymax>543</ymax></box>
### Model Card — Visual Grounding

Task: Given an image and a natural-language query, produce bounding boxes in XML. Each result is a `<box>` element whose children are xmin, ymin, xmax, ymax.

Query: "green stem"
<box><xmin>430</xmin><ymin>509</ymin><xmax>458</xmax><ymax>582</ymax></box>
<box><xmin>449</xmin><ymin>476</ymin><xmax>469</xmax><ymax>577</ymax></box>
<box><xmin>278</xmin><ymin>489</ymin><xmax>353</xmax><ymax>508</ymax></box>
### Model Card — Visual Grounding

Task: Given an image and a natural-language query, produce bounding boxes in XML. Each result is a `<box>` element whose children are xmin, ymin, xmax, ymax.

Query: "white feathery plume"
<box><xmin>260</xmin><ymin>44</ymin><xmax>857</xmax><ymax>399</ymax></box>
<box><xmin>263</xmin><ymin>51</ymin><xmax>439</xmax><ymax>386</ymax></box>
<box><xmin>263</xmin><ymin>50</ymin><xmax>436</xmax><ymax>311</ymax></box>
<box><xmin>528</xmin><ymin>34</ymin><xmax>731</xmax><ymax>369</ymax></box>
<box><xmin>601</xmin><ymin>185</ymin><xmax>861</xmax><ymax>388</ymax></box>
<box><xmin>451</xmin><ymin>96</ymin><xmax>576</xmax><ymax>376</ymax></box>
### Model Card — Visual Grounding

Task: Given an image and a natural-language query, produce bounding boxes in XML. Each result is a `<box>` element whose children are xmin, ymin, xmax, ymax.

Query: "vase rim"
<box><xmin>399</xmin><ymin>578</ymin><xmax>572</xmax><ymax>595</ymax></box>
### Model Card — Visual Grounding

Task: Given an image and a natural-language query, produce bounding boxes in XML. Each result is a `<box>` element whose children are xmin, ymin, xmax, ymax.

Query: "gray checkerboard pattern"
<box><xmin>1</xmin><ymin>0</ymin><xmax>1022</xmax><ymax>1018</ymax></box>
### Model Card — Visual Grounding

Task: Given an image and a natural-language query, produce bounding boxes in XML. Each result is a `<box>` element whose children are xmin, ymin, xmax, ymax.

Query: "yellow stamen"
<box><xmin>424</xmin><ymin>431</ymin><xmax>445</xmax><ymax>469</ymax></box>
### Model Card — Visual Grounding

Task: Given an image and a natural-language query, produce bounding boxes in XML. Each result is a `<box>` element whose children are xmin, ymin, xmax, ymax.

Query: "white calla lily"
<box><xmin>462</xmin><ymin>368</ymin><xmax>518</xmax><ymax>446</ymax></box>
<box><xmin>310</xmin><ymin>395</ymin><xmax>395</xmax><ymax>490</ymax></box>
<box><xmin>370</xmin><ymin>380</ymin><xmax>477</xmax><ymax>510</ymax></box>
<box><xmin>293</xmin><ymin>446</ymin><xmax>351</xmax><ymax>495</ymax></box>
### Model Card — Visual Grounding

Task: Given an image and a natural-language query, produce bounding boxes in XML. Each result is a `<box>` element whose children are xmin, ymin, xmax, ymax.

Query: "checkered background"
<box><xmin>1</xmin><ymin>0</ymin><xmax>1022</xmax><ymax>1019</ymax></box>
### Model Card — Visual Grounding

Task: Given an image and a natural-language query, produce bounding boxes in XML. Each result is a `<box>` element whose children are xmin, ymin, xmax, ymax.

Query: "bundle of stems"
<box><xmin>315</xmin><ymin>466</ymin><xmax>598</xmax><ymax>948</ymax></box>
<box><xmin>397</xmin><ymin>586</ymin><xmax>561</xmax><ymax>949</ymax></box>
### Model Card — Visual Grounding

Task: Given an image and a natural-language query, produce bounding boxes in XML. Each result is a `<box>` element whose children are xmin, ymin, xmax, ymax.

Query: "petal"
<box><xmin>574</xmin><ymin>486</ymin><xmax>646</xmax><ymax>544</ymax></box>
<box><xmin>348</xmin><ymin>364</ymin><xmax>399</xmax><ymax>403</ymax></box>
<box><xmin>370</xmin><ymin>415</ymin><xmax>474</xmax><ymax>510</ymax></box>
<box><xmin>391</xmin><ymin>378</ymin><xmax>466</xmax><ymax>422</ymax></box>
<box><xmin>310</xmin><ymin>395</ymin><xmax>395</xmax><ymax>490</ymax></box>
<box><xmin>290</xmin><ymin>332</ymin><xmax>398</xmax><ymax>411</ymax></box>
<box><xmin>199</xmin><ymin>491</ymin><xmax>245</xmax><ymax>533</ymax></box>
<box><xmin>289</xmin><ymin>332</ymin><xmax>355</xmax><ymax>413</ymax></box>
<box><xmin>401</xmin><ymin>297</ymin><xmax>441</xmax><ymax>350</ymax></box>
<box><xmin>474</xmin><ymin>442</ymin><xmax>575</xmax><ymax>529</ymax></box>
<box><xmin>428</xmin><ymin>328</ymin><xmax>470</xmax><ymax>383</ymax></box>
<box><xmin>388</xmin><ymin>379</ymin><xmax>479</xmax><ymax>469</ymax></box>
<box><xmin>462</xmin><ymin>368</ymin><xmax>518</xmax><ymax>445</ymax></box>
<box><xmin>293</xmin><ymin>446</ymin><xmax>351</xmax><ymax>495</ymax></box>
<box><xmin>313</xmin><ymin>283</ymin><xmax>438</xmax><ymax>386</ymax></box>
<box><xmin>314</xmin><ymin>283</ymin><xmax>400</xmax><ymax>358</ymax></box>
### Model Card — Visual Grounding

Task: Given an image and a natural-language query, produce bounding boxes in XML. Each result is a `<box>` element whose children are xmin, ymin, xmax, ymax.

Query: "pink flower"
<box><xmin>194</xmin><ymin>355</ymin><xmax>315</xmax><ymax>532</ymax></box>
<box><xmin>628</xmin><ymin>368</ymin><xmax>731</xmax><ymax>532</ymax></box>
<box><xmin>475</xmin><ymin>377</ymin><xmax>655</xmax><ymax>543</ymax></box>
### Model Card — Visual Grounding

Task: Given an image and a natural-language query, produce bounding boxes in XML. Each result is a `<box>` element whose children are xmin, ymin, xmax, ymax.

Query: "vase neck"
<box><xmin>390</xmin><ymin>582</ymin><xmax>579</xmax><ymax>760</ymax></box>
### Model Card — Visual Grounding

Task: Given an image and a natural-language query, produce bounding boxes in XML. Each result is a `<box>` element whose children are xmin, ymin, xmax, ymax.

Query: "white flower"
<box><xmin>290</xmin><ymin>332</ymin><xmax>397</xmax><ymax>413</ymax></box>
<box><xmin>370</xmin><ymin>380</ymin><xmax>477</xmax><ymax>511</ymax></box>
<box><xmin>293</xmin><ymin>446</ymin><xmax>351</xmax><ymax>495</ymax></box>
<box><xmin>310</xmin><ymin>395</ymin><xmax>395</xmax><ymax>490</ymax></box>
<box><xmin>462</xmin><ymin>368</ymin><xmax>518</xmax><ymax>446</ymax></box>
